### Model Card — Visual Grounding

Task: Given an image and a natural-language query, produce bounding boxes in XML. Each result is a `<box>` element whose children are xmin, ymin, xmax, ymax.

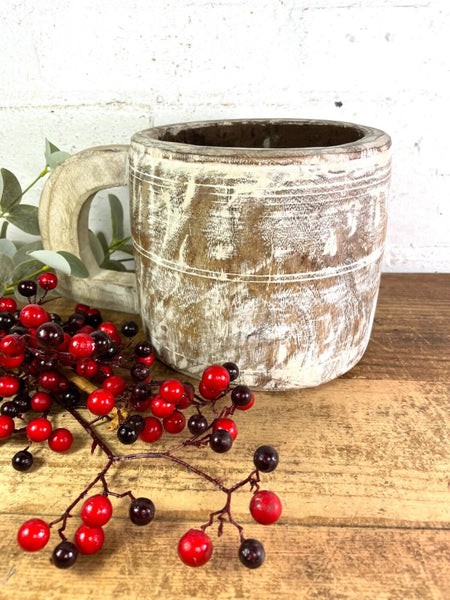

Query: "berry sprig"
<box><xmin>0</xmin><ymin>274</ymin><xmax>281</xmax><ymax>570</ymax></box>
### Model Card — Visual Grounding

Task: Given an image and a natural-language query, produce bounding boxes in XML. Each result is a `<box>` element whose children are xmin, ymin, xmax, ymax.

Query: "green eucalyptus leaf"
<box><xmin>101</xmin><ymin>258</ymin><xmax>127</xmax><ymax>272</ymax></box>
<box><xmin>13</xmin><ymin>240</ymin><xmax>43</xmax><ymax>266</ymax></box>
<box><xmin>89</xmin><ymin>229</ymin><xmax>105</xmax><ymax>265</ymax></box>
<box><xmin>0</xmin><ymin>281</ymin><xmax>5</xmax><ymax>296</ymax></box>
<box><xmin>96</xmin><ymin>231</ymin><xmax>109</xmax><ymax>255</ymax></box>
<box><xmin>47</xmin><ymin>151</ymin><xmax>71</xmax><ymax>170</ymax></box>
<box><xmin>0</xmin><ymin>221</ymin><xmax>8</xmax><ymax>238</ymax></box>
<box><xmin>0</xmin><ymin>239</ymin><xmax>16</xmax><ymax>259</ymax></box>
<box><xmin>109</xmin><ymin>194</ymin><xmax>124</xmax><ymax>241</ymax></box>
<box><xmin>0</xmin><ymin>253</ymin><xmax>14</xmax><ymax>282</ymax></box>
<box><xmin>29</xmin><ymin>249</ymin><xmax>72</xmax><ymax>274</ymax></box>
<box><xmin>1</xmin><ymin>168</ymin><xmax>22</xmax><ymax>211</ymax></box>
<box><xmin>57</xmin><ymin>251</ymin><xmax>89</xmax><ymax>278</ymax></box>
<box><xmin>28</xmin><ymin>249</ymin><xmax>88</xmax><ymax>278</ymax></box>
<box><xmin>45</xmin><ymin>139</ymin><xmax>60</xmax><ymax>164</ymax></box>
<box><xmin>119</xmin><ymin>243</ymin><xmax>134</xmax><ymax>255</ymax></box>
<box><xmin>12</xmin><ymin>259</ymin><xmax>43</xmax><ymax>282</ymax></box>
<box><xmin>7</xmin><ymin>204</ymin><xmax>40</xmax><ymax>235</ymax></box>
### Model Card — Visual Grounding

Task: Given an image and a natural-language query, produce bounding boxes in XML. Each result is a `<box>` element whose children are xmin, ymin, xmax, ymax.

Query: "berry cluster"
<box><xmin>0</xmin><ymin>274</ymin><xmax>281</xmax><ymax>570</ymax></box>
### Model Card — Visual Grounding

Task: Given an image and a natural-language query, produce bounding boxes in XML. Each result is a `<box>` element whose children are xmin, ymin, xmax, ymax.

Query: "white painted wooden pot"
<box><xmin>40</xmin><ymin>119</ymin><xmax>391</xmax><ymax>390</ymax></box>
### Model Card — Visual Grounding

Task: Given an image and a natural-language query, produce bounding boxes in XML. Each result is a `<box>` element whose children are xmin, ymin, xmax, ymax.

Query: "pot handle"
<box><xmin>39</xmin><ymin>145</ymin><xmax>139</xmax><ymax>313</ymax></box>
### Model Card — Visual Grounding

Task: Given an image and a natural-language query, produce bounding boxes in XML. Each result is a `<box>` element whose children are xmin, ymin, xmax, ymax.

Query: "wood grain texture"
<box><xmin>0</xmin><ymin>274</ymin><xmax>448</xmax><ymax>600</ymax></box>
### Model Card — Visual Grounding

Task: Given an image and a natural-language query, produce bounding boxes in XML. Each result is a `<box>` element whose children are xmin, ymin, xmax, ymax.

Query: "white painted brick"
<box><xmin>0</xmin><ymin>0</ymin><xmax>448</xmax><ymax>272</ymax></box>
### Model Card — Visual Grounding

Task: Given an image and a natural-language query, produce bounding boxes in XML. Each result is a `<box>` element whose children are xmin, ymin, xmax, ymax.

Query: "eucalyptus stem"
<box><xmin>6</xmin><ymin>166</ymin><xmax>50</xmax><ymax>212</ymax></box>
<box><xmin>104</xmin><ymin>236</ymin><xmax>132</xmax><ymax>260</ymax></box>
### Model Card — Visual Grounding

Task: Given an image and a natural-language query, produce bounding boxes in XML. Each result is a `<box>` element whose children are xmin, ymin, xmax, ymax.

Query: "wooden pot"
<box><xmin>40</xmin><ymin>118</ymin><xmax>391</xmax><ymax>390</ymax></box>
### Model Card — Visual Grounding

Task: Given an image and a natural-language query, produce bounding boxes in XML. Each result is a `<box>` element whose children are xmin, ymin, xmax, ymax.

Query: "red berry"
<box><xmin>69</xmin><ymin>333</ymin><xmax>96</xmax><ymax>358</ymax></box>
<box><xmin>150</xmin><ymin>395</ymin><xmax>175</xmax><ymax>418</ymax></box>
<box><xmin>38</xmin><ymin>272</ymin><xmax>58</xmax><ymax>290</ymax></box>
<box><xmin>159</xmin><ymin>379</ymin><xmax>184</xmax><ymax>403</ymax></box>
<box><xmin>102</xmin><ymin>375</ymin><xmax>126</xmax><ymax>396</ymax></box>
<box><xmin>0</xmin><ymin>375</ymin><xmax>20</xmax><ymax>397</ymax></box>
<box><xmin>19</xmin><ymin>304</ymin><xmax>50</xmax><ymax>328</ymax></box>
<box><xmin>135</xmin><ymin>354</ymin><xmax>154</xmax><ymax>367</ymax></box>
<box><xmin>177</xmin><ymin>382</ymin><xmax>194</xmax><ymax>409</ymax></box>
<box><xmin>249</xmin><ymin>490</ymin><xmax>282</xmax><ymax>525</ymax></box>
<box><xmin>97</xmin><ymin>322</ymin><xmax>121</xmax><ymax>344</ymax></box>
<box><xmin>131</xmin><ymin>397</ymin><xmax>151</xmax><ymax>412</ymax></box>
<box><xmin>17</xmin><ymin>518</ymin><xmax>50</xmax><ymax>552</ymax></box>
<box><xmin>74</xmin><ymin>524</ymin><xmax>104</xmax><ymax>555</ymax></box>
<box><xmin>139</xmin><ymin>417</ymin><xmax>163</xmax><ymax>443</ymax></box>
<box><xmin>26</xmin><ymin>418</ymin><xmax>52</xmax><ymax>442</ymax></box>
<box><xmin>0</xmin><ymin>333</ymin><xmax>26</xmax><ymax>356</ymax></box>
<box><xmin>198</xmin><ymin>381</ymin><xmax>221</xmax><ymax>400</ymax></box>
<box><xmin>87</xmin><ymin>389</ymin><xmax>115</xmax><ymax>416</ymax></box>
<box><xmin>31</xmin><ymin>391</ymin><xmax>52</xmax><ymax>412</ymax></box>
<box><xmin>97</xmin><ymin>364</ymin><xmax>113</xmax><ymax>379</ymax></box>
<box><xmin>75</xmin><ymin>303</ymin><xmax>89</xmax><ymax>314</ymax></box>
<box><xmin>58</xmin><ymin>377</ymin><xmax>69</xmax><ymax>392</ymax></box>
<box><xmin>78</xmin><ymin>325</ymin><xmax>95</xmax><ymax>334</ymax></box>
<box><xmin>56</xmin><ymin>332</ymin><xmax>71</xmax><ymax>352</ymax></box>
<box><xmin>38</xmin><ymin>370</ymin><xmax>61</xmax><ymax>392</ymax></box>
<box><xmin>48</xmin><ymin>428</ymin><xmax>73</xmax><ymax>452</ymax></box>
<box><xmin>201</xmin><ymin>365</ymin><xmax>230</xmax><ymax>392</ymax></box>
<box><xmin>80</xmin><ymin>495</ymin><xmax>113</xmax><ymax>528</ymax></box>
<box><xmin>76</xmin><ymin>358</ymin><xmax>99</xmax><ymax>379</ymax></box>
<box><xmin>0</xmin><ymin>297</ymin><xmax>17</xmax><ymax>312</ymax></box>
<box><xmin>178</xmin><ymin>529</ymin><xmax>213</xmax><ymax>567</ymax></box>
<box><xmin>0</xmin><ymin>414</ymin><xmax>14</xmax><ymax>439</ymax></box>
<box><xmin>213</xmin><ymin>418</ymin><xmax>238</xmax><ymax>441</ymax></box>
<box><xmin>0</xmin><ymin>353</ymin><xmax>24</xmax><ymax>368</ymax></box>
<box><xmin>163</xmin><ymin>410</ymin><xmax>186</xmax><ymax>434</ymax></box>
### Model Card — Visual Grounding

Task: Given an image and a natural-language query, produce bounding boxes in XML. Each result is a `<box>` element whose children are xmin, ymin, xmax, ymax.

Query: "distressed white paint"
<box><xmin>0</xmin><ymin>0</ymin><xmax>448</xmax><ymax>272</ymax></box>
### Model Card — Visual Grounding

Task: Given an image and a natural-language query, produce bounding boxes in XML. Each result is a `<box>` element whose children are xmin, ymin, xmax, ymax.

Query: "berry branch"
<box><xmin>0</xmin><ymin>274</ymin><xmax>281</xmax><ymax>570</ymax></box>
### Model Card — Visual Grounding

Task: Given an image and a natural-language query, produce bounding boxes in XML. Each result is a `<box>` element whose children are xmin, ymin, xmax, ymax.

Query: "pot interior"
<box><xmin>157</xmin><ymin>121</ymin><xmax>365</xmax><ymax>149</ymax></box>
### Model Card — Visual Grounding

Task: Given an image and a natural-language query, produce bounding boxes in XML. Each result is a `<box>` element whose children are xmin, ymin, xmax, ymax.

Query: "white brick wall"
<box><xmin>1</xmin><ymin>0</ymin><xmax>448</xmax><ymax>272</ymax></box>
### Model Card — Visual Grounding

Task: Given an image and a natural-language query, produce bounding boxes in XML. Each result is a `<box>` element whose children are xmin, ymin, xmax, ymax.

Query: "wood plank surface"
<box><xmin>0</xmin><ymin>273</ymin><xmax>449</xmax><ymax>600</ymax></box>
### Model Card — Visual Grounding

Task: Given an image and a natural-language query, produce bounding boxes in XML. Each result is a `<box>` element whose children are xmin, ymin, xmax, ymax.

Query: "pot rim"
<box><xmin>131</xmin><ymin>118</ymin><xmax>391</xmax><ymax>162</ymax></box>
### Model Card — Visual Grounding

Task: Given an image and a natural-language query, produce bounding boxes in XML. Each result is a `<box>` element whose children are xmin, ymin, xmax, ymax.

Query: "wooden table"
<box><xmin>0</xmin><ymin>274</ymin><xmax>448</xmax><ymax>599</ymax></box>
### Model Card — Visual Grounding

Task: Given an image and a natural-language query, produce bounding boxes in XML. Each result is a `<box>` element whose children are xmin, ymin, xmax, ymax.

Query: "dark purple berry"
<box><xmin>0</xmin><ymin>312</ymin><xmax>16</xmax><ymax>331</ymax></box>
<box><xmin>49</xmin><ymin>312</ymin><xmax>63</xmax><ymax>325</ymax></box>
<box><xmin>117</xmin><ymin>424</ymin><xmax>138</xmax><ymax>445</ymax></box>
<box><xmin>17</xmin><ymin>279</ymin><xmax>37</xmax><ymax>297</ymax></box>
<box><xmin>129</xmin><ymin>497</ymin><xmax>155</xmax><ymax>526</ymax></box>
<box><xmin>52</xmin><ymin>540</ymin><xmax>78</xmax><ymax>568</ymax></box>
<box><xmin>253</xmin><ymin>445</ymin><xmax>279</xmax><ymax>473</ymax></box>
<box><xmin>36</xmin><ymin>356</ymin><xmax>58</xmax><ymax>372</ymax></box>
<box><xmin>130</xmin><ymin>363</ymin><xmax>150</xmax><ymax>381</ymax></box>
<box><xmin>12</xmin><ymin>450</ymin><xmax>33</xmax><ymax>472</ymax></box>
<box><xmin>60</xmin><ymin>385</ymin><xmax>80</xmax><ymax>408</ymax></box>
<box><xmin>131</xmin><ymin>382</ymin><xmax>151</xmax><ymax>403</ymax></box>
<box><xmin>90</xmin><ymin>330</ymin><xmax>112</xmax><ymax>354</ymax></box>
<box><xmin>68</xmin><ymin>312</ymin><xmax>87</xmax><ymax>329</ymax></box>
<box><xmin>134</xmin><ymin>340</ymin><xmax>153</xmax><ymax>357</ymax></box>
<box><xmin>1</xmin><ymin>401</ymin><xmax>19</xmax><ymax>418</ymax></box>
<box><xmin>188</xmin><ymin>414</ymin><xmax>208</xmax><ymax>435</ymax></box>
<box><xmin>209</xmin><ymin>429</ymin><xmax>233</xmax><ymax>453</ymax></box>
<box><xmin>126</xmin><ymin>414</ymin><xmax>146</xmax><ymax>433</ymax></box>
<box><xmin>86</xmin><ymin>311</ymin><xmax>102</xmax><ymax>328</ymax></box>
<box><xmin>35</xmin><ymin>322</ymin><xmax>65</xmax><ymax>348</ymax></box>
<box><xmin>231</xmin><ymin>385</ymin><xmax>252</xmax><ymax>407</ymax></box>
<box><xmin>99</xmin><ymin>341</ymin><xmax>118</xmax><ymax>360</ymax></box>
<box><xmin>121</xmin><ymin>320</ymin><xmax>139</xmax><ymax>337</ymax></box>
<box><xmin>12</xmin><ymin>394</ymin><xmax>31</xmax><ymax>413</ymax></box>
<box><xmin>238</xmin><ymin>538</ymin><xmax>265</xmax><ymax>569</ymax></box>
<box><xmin>222</xmin><ymin>362</ymin><xmax>239</xmax><ymax>382</ymax></box>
